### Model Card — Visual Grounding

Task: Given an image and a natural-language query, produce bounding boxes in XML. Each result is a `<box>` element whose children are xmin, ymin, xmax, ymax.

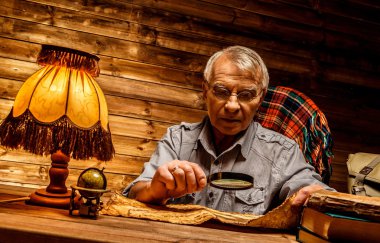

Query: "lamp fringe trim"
<box><xmin>37</xmin><ymin>45</ymin><xmax>100</xmax><ymax>77</ymax></box>
<box><xmin>0</xmin><ymin>108</ymin><xmax>115</xmax><ymax>161</ymax></box>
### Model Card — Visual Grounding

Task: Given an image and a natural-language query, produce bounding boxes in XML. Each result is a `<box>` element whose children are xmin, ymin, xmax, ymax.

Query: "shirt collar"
<box><xmin>236</xmin><ymin>121</ymin><xmax>258</xmax><ymax>159</ymax></box>
<box><xmin>197</xmin><ymin>117</ymin><xmax>216</xmax><ymax>157</ymax></box>
<box><xmin>196</xmin><ymin>117</ymin><xmax>258</xmax><ymax>159</ymax></box>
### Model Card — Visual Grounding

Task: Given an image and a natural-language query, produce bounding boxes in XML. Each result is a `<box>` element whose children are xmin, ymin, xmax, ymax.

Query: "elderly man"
<box><xmin>123</xmin><ymin>46</ymin><xmax>332</xmax><ymax>214</ymax></box>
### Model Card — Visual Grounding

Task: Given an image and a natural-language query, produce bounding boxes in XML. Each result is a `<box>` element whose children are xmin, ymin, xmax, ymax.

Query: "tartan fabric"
<box><xmin>254</xmin><ymin>86</ymin><xmax>333</xmax><ymax>183</ymax></box>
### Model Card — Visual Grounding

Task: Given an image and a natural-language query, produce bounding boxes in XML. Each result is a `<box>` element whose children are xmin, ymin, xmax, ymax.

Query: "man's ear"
<box><xmin>202</xmin><ymin>81</ymin><xmax>209</xmax><ymax>100</ymax></box>
<box><xmin>259</xmin><ymin>88</ymin><xmax>267</xmax><ymax>104</ymax></box>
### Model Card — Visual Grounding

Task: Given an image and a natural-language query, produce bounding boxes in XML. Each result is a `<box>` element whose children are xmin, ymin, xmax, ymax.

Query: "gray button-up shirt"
<box><xmin>123</xmin><ymin>117</ymin><xmax>332</xmax><ymax>215</ymax></box>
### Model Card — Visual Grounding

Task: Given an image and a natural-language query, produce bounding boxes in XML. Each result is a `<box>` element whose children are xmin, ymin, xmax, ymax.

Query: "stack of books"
<box><xmin>296</xmin><ymin>190</ymin><xmax>380</xmax><ymax>242</ymax></box>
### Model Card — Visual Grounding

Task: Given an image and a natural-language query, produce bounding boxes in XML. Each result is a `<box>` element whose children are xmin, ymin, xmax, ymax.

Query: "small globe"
<box><xmin>76</xmin><ymin>167</ymin><xmax>107</xmax><ymax>199</ymax></box>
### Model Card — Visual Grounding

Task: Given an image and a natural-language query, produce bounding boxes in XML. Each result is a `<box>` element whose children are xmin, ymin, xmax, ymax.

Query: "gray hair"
<box><xmin>203</xmin><ymin>46</ymin><xmax>269</xmax><ymax>89</ymax></box>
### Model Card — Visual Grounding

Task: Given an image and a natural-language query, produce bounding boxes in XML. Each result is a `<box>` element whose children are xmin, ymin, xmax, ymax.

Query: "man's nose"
<box><xmin>224</xmin><ymin>94</ymin><xmax>240</xmax><ymax>112</ymax></box>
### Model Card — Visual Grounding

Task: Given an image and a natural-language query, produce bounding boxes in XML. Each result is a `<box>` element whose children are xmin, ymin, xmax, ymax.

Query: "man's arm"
<box><xmin>278</xmin><ymin>143</ymin><xmax>335</xmax><ymax>207</ymax></box>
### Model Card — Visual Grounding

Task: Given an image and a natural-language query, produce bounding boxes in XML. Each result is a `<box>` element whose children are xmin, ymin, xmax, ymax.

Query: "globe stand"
<box><xmin>28</xmin><ymin>150</ymin><xmax>73</xmax><ymax>209</ymax></box>
<box><xmin>69</xmin><ymin>167</ymin><xmax>109</xmax><ymax>218</ymax></box>
<box><xmin>69</xmin><ymin>185</ymin><xmax>110</xmax><ymax>218</ymax></box>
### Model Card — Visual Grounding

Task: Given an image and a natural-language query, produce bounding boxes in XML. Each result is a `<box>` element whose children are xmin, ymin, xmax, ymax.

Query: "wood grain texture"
<box><xmin>0</xmin><ymin>149</ymin><xmax>146</xmax><ymax>174</ymax></box>
<box><xmin>0</xmin><ymin>189</ymin><xmax>298</xmax><ymax>243</ymax></box>
<box><xmin>0</xmin><ymin>0</ymin><xmax>379</xmax><ymax>195</ymax></box>
<box><xmin>0</xmin><ymin>160</ymin><xmax>137</xmax><ymax>193</ymax></box>
<box><xmin>0</xmin><ymin>16</ymin><xmax>208</xmax><ymax>72</ymax></box>
<box><xmin>0</xmin><ymin>36</ymin><xmax>204</xmax><ymax>89</ymax></box>
<box><xmin>19</xmin><ymin>0</ymin><xmax>312</xmax><ymax>59</ymax></box>
<box><xmin>202</xmin><ymin>0</ymin><xmax>322</xmax><ymax>27</ymax></box>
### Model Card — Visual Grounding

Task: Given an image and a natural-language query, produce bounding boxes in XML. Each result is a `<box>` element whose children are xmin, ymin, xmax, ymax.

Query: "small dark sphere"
<box><xmin>76</xmin><ymin>168</ymin><xmax>107</xmax><ymax>199</ymax></box>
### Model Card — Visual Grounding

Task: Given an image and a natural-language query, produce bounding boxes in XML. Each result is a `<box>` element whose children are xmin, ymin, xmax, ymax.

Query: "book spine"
<box><xmin>307</xmin><ymin>190</ymin><xmax>380</xmax><ymax>220</ymax></box>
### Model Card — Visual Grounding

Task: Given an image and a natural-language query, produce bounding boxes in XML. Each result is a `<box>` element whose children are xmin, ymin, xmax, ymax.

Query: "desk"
<box><xmin>0</xmin><ymin>187</ymin><xmax>297</xmax><ymax>243</ymax></box>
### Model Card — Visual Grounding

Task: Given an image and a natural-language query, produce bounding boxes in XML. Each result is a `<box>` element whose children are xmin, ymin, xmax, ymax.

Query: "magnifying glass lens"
<box><xmin>209</xmin><ymin>172</ymin><xmax>253</xmax><ymax>190</ymax></box>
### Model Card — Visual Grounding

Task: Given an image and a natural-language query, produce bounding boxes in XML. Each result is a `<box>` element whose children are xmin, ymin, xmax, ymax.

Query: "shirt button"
<box><xmin>260</xmin><ymin>134</ymin><xmax>266</xmax><ymax>138</ymax></box>
<box><xmin>214</xmin><ymin>160</ymin><xmax>219</xmax><ymax>165</ymax></box>
<box><xmin>209</xmin><ymin>192</ymin><xmax>214</xmax><ymax>198</ymax></box>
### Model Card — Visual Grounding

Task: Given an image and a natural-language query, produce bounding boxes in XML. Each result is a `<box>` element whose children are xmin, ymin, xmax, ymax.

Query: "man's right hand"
<box><xmin>129</xmin><ymin>160</ymin><xmax>207</xmax><ymax>204</ymax></box>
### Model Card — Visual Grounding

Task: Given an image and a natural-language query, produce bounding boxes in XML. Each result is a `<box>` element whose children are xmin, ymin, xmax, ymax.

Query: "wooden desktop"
<box><xmin>0</xmin><ymin>186</ymin><xmax>297</xmax><ymax>243</ymax></box>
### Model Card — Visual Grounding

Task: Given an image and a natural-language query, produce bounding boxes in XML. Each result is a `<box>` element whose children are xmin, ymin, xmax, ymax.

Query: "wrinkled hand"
<box><xmin>148</xmin><ymin>160</ymin><xmax>207</xmax><ymax>203</ymax></box>
<box><xmin>292</xmin><ymin>184</ymin><xmax>324</xmax><ymax>207</ymax></box>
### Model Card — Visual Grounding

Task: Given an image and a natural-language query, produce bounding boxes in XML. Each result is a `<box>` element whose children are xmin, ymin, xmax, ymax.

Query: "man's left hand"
<box><xmin>291</xmin><ymin>184</ymin><xmax>324</xmax><ymax>207</ymax></box>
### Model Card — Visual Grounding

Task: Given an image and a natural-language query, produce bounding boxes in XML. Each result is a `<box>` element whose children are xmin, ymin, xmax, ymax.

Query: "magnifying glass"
<box><xmin>208</xmin><ymin>172</ymin><xmax>254</xmax><ymax>190</ymax></box>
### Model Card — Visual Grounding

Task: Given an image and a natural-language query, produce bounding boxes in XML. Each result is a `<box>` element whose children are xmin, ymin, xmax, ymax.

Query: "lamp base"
<box><xmin>28</xmin><ymin>188</ymin><xmax>72</xmax><ymax>209</ymax></box>
<box><xmin>26</xmin><ymin>150</ymin><xmax>73</xmax><ymax>209</ymax></box>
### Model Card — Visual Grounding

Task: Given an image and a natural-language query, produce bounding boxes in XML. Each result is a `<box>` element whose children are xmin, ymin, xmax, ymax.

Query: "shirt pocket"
<box><xmin>235</xmin><ymin>188</ymin><xmax>265</xmax><ymax>214</ymax></box>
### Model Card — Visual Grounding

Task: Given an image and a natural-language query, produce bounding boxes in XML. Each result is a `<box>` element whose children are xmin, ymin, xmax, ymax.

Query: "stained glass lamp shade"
<box><xmin>0</xmin><ymin>45</ymin><xmax>114</xmax><ymax>208</ymax></box>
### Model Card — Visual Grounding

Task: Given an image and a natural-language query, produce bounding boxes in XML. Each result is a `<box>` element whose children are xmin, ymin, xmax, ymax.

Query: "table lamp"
<box><xmin>0</xmin><ymin>45</ymin><xmax>115</xmax><ymax>208</ymax></box>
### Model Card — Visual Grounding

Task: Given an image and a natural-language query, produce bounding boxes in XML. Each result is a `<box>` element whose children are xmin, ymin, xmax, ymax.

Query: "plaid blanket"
<box><xmin>254</xmin><ymin>86</ymin><xmax>333</xmax><ymax>183</ymax></box>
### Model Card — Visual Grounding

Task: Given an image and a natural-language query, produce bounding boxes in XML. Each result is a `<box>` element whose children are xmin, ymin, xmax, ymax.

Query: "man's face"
<box><xmin>203</xmin><ymin>55</ymin><xmax>265</xmax><ymax>136</ymax></box>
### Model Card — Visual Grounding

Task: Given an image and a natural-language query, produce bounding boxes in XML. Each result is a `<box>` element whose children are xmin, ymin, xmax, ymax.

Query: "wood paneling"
<box><xmin>0</xmin><ymin>160</ymin><xmax>137</xmax><ymax>193</ymax></box>
<box><xmin>0</xmin><ymin>57</ymin><xmax>205</xmax><ymax>110</ymax></box>
<box><xmin>0</xmin><ymin>16</ymin><xmax>207</xmax><ymax>72</ymax></box>
<box><xmin>0</xmin><ymin>0</ymin><xmax>379</xmax><ymax>195</ymax></box>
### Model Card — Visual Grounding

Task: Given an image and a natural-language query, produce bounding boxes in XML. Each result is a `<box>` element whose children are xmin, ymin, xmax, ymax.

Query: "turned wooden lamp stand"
<box><xmin>28</xmin><ymin>151</ymin><xmax>72</xmax><ymax>208</ymax></box>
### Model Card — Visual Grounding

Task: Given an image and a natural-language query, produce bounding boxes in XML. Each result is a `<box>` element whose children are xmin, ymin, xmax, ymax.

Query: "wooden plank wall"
<box><xmin>0</xmin><ymin>0</ymin><xmax>379</xmax><ymax>193</ymax></box>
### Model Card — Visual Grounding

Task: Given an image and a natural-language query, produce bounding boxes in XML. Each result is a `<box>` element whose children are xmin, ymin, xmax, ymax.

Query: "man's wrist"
<box><xmin>145</xmin><ymin>181</ymin><xmax>171</xmax><ymax>205</ymax></box>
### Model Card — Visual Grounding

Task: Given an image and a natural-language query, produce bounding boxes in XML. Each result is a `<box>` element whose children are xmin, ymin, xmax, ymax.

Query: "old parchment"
<box><xmin>100</xmin><ymin>193</ymin><xmax>299</xmax><ymax>229</ymax></box>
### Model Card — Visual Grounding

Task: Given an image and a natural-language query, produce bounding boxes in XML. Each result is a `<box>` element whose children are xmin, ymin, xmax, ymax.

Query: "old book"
<box><xmin>297</xmin><ymin>227</ymin><xmax>328</xmax><ymax>243</ymax></box>
<box><xmin>299</xmin><ymin>207</ymin><xmax>380</xmax><ymax>242</ymax></box>
<box><xmin>306</xmin><ymin>189</ymin><xmax>380</xmax><ymax>221</ymax></box>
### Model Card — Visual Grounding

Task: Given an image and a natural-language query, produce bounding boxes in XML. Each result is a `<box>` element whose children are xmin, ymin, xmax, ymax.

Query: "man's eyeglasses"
<box><xmin>209</xmin><ymin>84</ymin><xmax>262</xmax><ymax>103</ymax></box>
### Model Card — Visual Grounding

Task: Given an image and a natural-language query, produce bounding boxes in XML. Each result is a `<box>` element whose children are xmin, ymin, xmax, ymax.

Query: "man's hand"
<box><xmin>291</xmin><ymin>184</ymin><xmax>324</xmax><ymax>207</ymax></box>
<box><xmin>130</xmin><ymin>160</ymin><xmax>207</xmax><ymax>204</ymax></box>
